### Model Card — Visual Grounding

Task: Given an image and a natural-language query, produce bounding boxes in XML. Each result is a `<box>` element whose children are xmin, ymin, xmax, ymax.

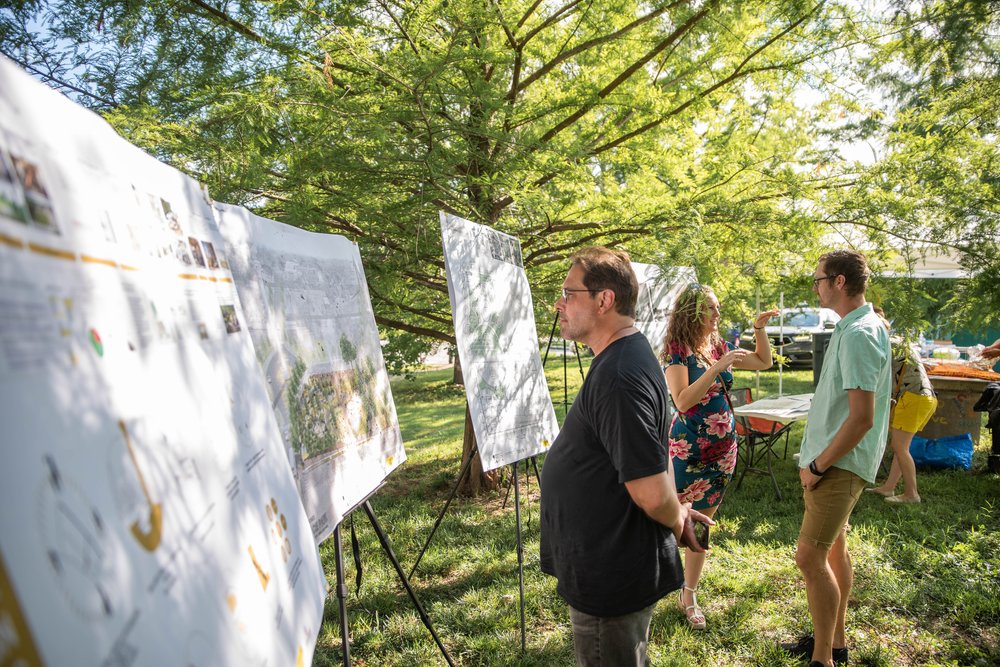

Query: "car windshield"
<box><xmin>769</xmin><ymin>312</ymin><xmax>819</xmax><ymax>327</ymax></box>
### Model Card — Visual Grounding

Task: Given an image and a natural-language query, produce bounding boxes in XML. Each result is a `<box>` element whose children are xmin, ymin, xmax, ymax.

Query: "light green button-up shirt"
<box><xmin>800</xmin><ymin>303</ymin><xmax>891</xmax><ymax>483</ymax></box>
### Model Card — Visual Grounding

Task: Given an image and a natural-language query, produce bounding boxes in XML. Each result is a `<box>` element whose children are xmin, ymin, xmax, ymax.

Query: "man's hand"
<box><xmin>799</xmin><ymin>465</ymin><xmax>822</xmax><ymax>491</ymax></box>
<box><xmin>675</xmin><ymin>504</ymin><xmax>715</xmax><ymax>553</ymax></box>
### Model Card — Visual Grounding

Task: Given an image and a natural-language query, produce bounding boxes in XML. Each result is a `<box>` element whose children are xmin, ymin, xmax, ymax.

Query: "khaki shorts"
<box><xmin>891</xmin><ymin>392</ymin><xmax>938</xmax><ymax>434</ymax></box>
<box><xmin>799</xmin><ymin>467</ymin><xmax>866</xmax><ymax>549</ymax></box>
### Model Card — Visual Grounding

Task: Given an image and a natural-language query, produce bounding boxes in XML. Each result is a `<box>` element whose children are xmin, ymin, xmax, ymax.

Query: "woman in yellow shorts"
<box><xmin>867</xmin><ymin>337</ymin><xmax>937</xmax><ymax>503</ymax></box>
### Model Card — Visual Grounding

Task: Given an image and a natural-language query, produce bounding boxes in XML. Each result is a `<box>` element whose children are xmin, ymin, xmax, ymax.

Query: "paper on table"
<box><xmin>733</xmin><ymin>393</ymin><xmax>814</xmax><ymax>422</ymax></box>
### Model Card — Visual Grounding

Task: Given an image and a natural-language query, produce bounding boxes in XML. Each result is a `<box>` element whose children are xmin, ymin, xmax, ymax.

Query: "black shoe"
<box><xmin>779</xmin><ymin>635</ymin><xmax>849</xmax><ymax>664</ymax></box>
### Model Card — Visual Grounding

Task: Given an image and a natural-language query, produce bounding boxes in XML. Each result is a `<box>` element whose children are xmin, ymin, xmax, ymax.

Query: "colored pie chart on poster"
<box><xmin>89</xmin><ymin>328</ymin><xmax>103</xmax><ymax>356</ymax></box>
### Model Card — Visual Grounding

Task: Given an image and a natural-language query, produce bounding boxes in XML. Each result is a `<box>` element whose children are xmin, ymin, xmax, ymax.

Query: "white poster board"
<box><xmin>440</xmin><ymin>213</ymin><xmax>558</xmax><ymax>471</ymax></box>
<box><xmin>215</xmin><ymin>203</ymin><xmax>405</xmax><ymax>541</ymax></box>
<box><xmin>632</xmin><ymin>262</ymin><xmax>697</xmax><ymax>359</ymax></box>
<box><xmin>0</xmin><ymin>56</ymin><xmax>325</xmax><ymax>666</ymax></box>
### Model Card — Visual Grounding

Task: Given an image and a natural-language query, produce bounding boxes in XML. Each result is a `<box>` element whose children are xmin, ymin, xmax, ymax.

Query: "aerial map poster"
<box><xmin>632</xmin><ymin>262</ymin><xmax>697</xmax><ymax>359</ymax></box>
<box><xmin>0</xmin><ymin>56</ymin><xmax>325</xmax><ymax>666</ymax></box>
<box><xmin>215</xmin><ymin>203</ymin><xmax>405</xmax><ymax>542</ymax></box>
<box><xmin>440</xmin><ymin>213</ymin><xmax>559</xmax><ymax>471</ymax></box>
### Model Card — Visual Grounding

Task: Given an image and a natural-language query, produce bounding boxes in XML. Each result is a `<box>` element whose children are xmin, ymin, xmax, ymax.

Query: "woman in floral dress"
<box><xmin>663</xmin><ymin>284</ymin><xmax>776</xmax><ymax>629</ymax></box>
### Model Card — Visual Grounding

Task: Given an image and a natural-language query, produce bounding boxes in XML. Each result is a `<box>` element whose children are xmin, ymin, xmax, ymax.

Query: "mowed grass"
<box><xmin>312</xmin><ymin>360</ymin><xmax>1000</xmax><ymax>666</ymax></box>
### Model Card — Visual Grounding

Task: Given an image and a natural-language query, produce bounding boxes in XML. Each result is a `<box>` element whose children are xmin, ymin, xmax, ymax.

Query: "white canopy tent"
<box><xmin>880</xmin><ymin>245</ymin><xmax>969</xmax><ymax>279</ymax></box>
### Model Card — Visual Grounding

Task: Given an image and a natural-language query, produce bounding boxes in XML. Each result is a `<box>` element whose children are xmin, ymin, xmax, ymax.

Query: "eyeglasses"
<box><xmin>561</xmin><ymin>287</ymin><xmax>602</xmax><ymax>299</ymax></box>
<box><xmin>812</xmin><ymin>274</ymin><xmax>838</xmax><ymax>286</ymax></box>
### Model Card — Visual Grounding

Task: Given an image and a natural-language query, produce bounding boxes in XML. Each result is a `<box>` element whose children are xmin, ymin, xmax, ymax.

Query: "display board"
<box><xmin>0</xmin><ymin>56</ymin><xmax>325</xmax><ymax>666</ymax></box>
<box><xmin>440</xmin><ymin>213</ymin><xmax>558</xmax><ymax>471</ymax></box>
<box><xmin>632</xmin><ymin>262</ymin><xmax>697</xmax><ymax>359</ymax></box>
<box><xmin>215</xmin><ymin>204</ymin><xmax>405</xmax><ymax>542</ymax></box>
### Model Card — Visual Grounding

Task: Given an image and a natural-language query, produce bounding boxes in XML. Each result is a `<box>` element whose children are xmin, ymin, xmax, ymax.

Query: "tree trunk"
<box><xmin>452</xmin><ymin>349</ymin><xmax>463</xmax><ymax>386</ymax></box>
<box><xmin>458</xmin><ymin>403</ymin><xmax>502</xmax><ymax>496</ymax></box>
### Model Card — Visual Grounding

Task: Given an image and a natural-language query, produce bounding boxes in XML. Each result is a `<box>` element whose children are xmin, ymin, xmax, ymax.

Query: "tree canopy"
<box><xmin>1</xmin><ymin>0</ymin><xmax>997</xmax><ymax>352</ymax></box>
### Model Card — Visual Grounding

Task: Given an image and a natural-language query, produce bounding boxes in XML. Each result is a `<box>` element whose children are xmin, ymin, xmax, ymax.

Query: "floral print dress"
<box><xmin>666</xmin><ymin>340</ymin><xmax>738</xmax><ymax>511</ymax></box>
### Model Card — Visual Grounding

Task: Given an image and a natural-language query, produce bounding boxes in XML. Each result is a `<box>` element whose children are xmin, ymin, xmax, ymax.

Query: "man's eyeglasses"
<box><xmin>812</xmin><ymin>274</ymin><xmax>838</xmax><ymax>286</ymax></box>
<box><xmin>561</xmin><ymin>287</ymin><xmax>602</xmax><ymax>299</ymax></box>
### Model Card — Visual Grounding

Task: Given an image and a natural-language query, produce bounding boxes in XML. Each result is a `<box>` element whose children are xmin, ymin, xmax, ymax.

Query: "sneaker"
<box><xmin>779</xmin><ymin>635</ymin><xmax>849</xmax><ymax>665</ymax></box>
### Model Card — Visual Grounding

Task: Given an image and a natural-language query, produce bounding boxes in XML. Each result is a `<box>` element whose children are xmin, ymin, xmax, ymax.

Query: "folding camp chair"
<box><xmin>729</xmin><ymin>387</ymin><xmax>792</xmax><ymax>500</ymax></box>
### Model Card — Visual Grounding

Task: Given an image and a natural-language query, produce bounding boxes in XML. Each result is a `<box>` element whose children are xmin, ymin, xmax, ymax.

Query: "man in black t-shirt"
<box><xmin>540</xmin><ymin>247</ymin><xmax>710</xmax><ymax>666</ymax></box>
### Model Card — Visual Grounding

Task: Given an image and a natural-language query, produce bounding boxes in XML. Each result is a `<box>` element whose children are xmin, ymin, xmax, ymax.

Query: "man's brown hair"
<box><xmin>570</xmin><ymin>247</ymin><xmax>638</xmax><ymax>318</ymax></box>
<box><xmin>819</xmin><ymin>249</ymin><xmax>870</xmax><ymax>297</ymax></box>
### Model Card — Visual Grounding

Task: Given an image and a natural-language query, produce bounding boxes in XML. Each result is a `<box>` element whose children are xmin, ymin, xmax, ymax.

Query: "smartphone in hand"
<box><xmin>693</xmin><ymin>521</ymin><xmax>710</xmax><ymax>550</ymax></box>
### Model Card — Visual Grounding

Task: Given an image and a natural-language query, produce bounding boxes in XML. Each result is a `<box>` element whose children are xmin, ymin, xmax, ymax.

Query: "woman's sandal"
<box><xmin>678</xmin><ymin>585</ymin><xmax>706</xmax><ymax>630</ymax></box>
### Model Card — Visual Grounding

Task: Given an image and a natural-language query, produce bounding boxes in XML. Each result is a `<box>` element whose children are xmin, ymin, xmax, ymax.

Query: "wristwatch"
<box><xmin>808</xmin><ymin>460</ymin><xmax>827</xmax><ymax>476</ymax></box>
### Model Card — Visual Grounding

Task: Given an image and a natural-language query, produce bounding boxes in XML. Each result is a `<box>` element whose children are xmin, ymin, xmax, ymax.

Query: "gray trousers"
<box><xmin>568</xmin><ymin>602</ymin><xmax>655</xmax><ymax>667</ymax></box>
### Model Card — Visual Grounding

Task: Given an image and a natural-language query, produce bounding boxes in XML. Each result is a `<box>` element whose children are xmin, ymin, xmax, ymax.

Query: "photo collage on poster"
<box><xmin>0</xmin><ymin>133</ymin><xmax>60</xmax><ymax>234</ymax></box>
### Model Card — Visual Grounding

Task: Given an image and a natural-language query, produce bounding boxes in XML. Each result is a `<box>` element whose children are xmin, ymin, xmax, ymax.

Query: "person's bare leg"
<box><xmin>871</xmin><ymin>455</ymin><xmax>900</xmax><ymax>495</ymax></box>
<box><xmin>889</xmin><ymin>428</ymin><xmax>920</xmax><ymax>499</ymax></box>
<box><xmin>827</xmin><ymin>529</ymin><xmax>852</xmax><ymax>651</ymax></box>
<box><xmin>680</xmin><ymin>505</ymin><xmax>717</xmax><ymax>626</ymax></box>
<box><xmin>796</xmin><ymin>539</ymin><xmax>838</xmax><ymax>667</ymax></box>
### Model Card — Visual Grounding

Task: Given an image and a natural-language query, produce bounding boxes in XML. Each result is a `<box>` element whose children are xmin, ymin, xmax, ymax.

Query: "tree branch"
<box><xmin>523</xmin><ymin>227</ymin><xmax>649</xmax><ymax>265</ymax></box>
<box><xmin>516</xmin><ymin>0</ymin><xmax>686</xmax><ymax>94</ymax></box>
<box><xmin>374</xmin><ymin>314</ymin><xmax>454</xmax><ymax>343</ymax></box>
<box><xmin>368</xmin><ymin>287</ymin><xmax>453</xmax><ymax>326</ymax></box>
<box><xmin>0</xmin><ymin>50</ymin><xmax>118</xmax><ymax>107</ymax></box>
<box><xmin>591</xmin><ymin>3</ymin><xmax>822</xmax><ymax>155</ymax></box>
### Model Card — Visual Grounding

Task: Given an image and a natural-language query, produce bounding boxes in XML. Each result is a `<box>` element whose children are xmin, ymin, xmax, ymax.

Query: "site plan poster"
<box><xmin>440</xmin><ymin>213</ymin><xmax>558</xmax><ymax>471</ymax></box>
<box><xmin>632</xmin><ymin>262</ymin><xmax>697</xmax><ymax>359</ymax></box>
<box><xmin>0</xmin><ymin>56</ymin><xmax>325</xmax><ymax>666</ymax></box>
<box><xmin>215</xmin><ymin>204</ymin><xmax>405</xmax><ymax>542</ymax></box>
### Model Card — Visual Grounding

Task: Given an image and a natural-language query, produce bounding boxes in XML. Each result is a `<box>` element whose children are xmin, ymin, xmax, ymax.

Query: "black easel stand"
<box><xmin>408</xmin><ymin>443</ymin><xmax>531</xmax><ymax>652</ymax></box>
<box><xmin>502</xmin><ymin>455</ymin><xmax>541</xmax><ymax>509</ymax></box>
<box><xmin>332</xmin><ymin>498</ymin><xmax>455</xmax><ymax>666</ymax></box>
<box><xmin>362</xmin><ymin>501</ymin><xmax>454</xmax><ymax>665</ymax></box>
<box><xmin>512</xmin><ymin>459</ymin><xmax>527</xmax><ymax>653</ymax></box>
<box><xmin>408</xmin><ymin>311</ymin><xmax>586</xmax><ymax>654</ymax></box>
<box><xmin>333</xmin><ymin>523</ymin><xmax>351</xmax><ymax>667</ymax></box>
<box><xmin>540</xmin><ymin>311</ymin><xmax>586</xmax><ymax>418</ymax></box>
<box><xmin>409</xmin><ymin>443</ymin><xmax>480</xmax><ymax>579</ymax></box>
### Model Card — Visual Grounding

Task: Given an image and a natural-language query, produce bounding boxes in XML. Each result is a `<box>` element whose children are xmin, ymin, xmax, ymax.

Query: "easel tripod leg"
<box><xmin>409</xmin><ymin>443</ymin><xmax>478</xmax><ymax>579</ymax></box>
<box><xmin>512</xmin><ymin>461</ymin><xmax>527</xmax><ymax>653</ymax></box>
<box><xmin>363</xmin><ymin>501</ymin><xmax>455</xmax><ymax>666</ymax></box>
<box><xmin>530</xmin><ymin>455</ymin><xmax>542</xmax><ymax>489</ymax></box>
<box><xmin>333</xmin><ymin>523</ymin><xmax>351</xmax><ymax>667</ymax></box>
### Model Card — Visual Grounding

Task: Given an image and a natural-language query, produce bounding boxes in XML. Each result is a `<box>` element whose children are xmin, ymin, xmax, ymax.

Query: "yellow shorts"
<box><xmin>891</xmin><ymin>392</ymin><xmax>938</xmax><ymax>434</ymax></box>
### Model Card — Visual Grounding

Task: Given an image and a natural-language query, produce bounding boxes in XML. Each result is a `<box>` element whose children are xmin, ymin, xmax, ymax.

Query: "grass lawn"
<box><xmin>312</xmin><ymin>360</ymin><xmax>1000</xmax><ymax>666</ymax></box>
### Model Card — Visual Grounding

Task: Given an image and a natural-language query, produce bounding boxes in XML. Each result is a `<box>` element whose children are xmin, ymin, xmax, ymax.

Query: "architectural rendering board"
<box><xmin>216</xmin><ymin>203</ymin><xmax>405</xmax><ymax>542</ymax></box>
<box><xmin>440</xmin><ymin>212</ymin><xmax>558</xmax><ymax>471</ymax></box>
<box><xmin>0</xmin><ymin>55</ymin><xmax>325</xmax><ymax>666</ymax></box>
<box><xmin>632</xmin><ymin>262</ymin><xmax>697</xmax><ymax>359</ymax></box>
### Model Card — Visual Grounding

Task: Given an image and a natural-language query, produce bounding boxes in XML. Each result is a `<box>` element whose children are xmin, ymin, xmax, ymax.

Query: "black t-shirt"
<box><xmin>539</xmin><ymin>332</ymin><xmax>684</xmax><ymax>617</ymax></box>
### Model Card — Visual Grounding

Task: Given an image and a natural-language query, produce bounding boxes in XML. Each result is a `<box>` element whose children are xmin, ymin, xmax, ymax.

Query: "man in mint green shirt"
<box><xmin>780</xmin><ymin>250</ymin><xmax>891</xmax><ymax>667</ymax></box>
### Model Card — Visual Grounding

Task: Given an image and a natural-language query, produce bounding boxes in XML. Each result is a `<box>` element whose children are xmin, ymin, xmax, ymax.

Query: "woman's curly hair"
<box><xmin>662</xmin><ymin>283</ymin><xmax>721</xmax><ymax>361</ymax></box>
